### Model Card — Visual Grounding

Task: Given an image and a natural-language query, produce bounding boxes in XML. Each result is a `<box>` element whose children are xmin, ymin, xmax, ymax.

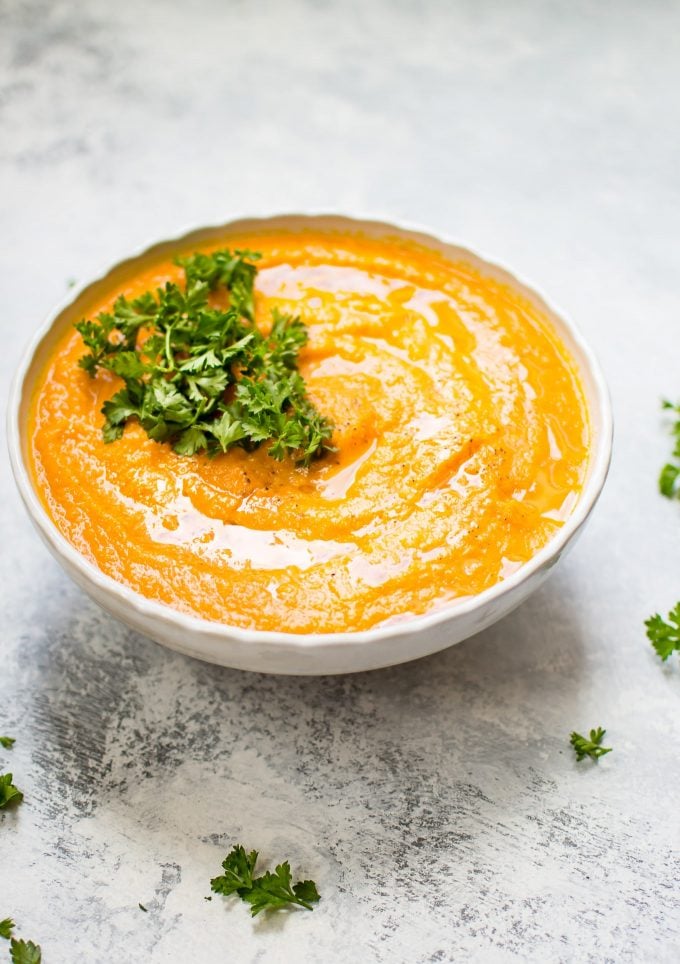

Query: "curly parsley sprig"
<box><xmin>570</xmin><ymin>727</ymin><xmax>612</xmax><ymax>762</ymax></box>
<box><xmin>210</xmin><ymin>845</ymin><xmax>320</xmax><ymax>916</ymax></box>
<box><xmin>75</xmin><ymin>249</ymin><xmax>333</xmax><ymax>465</ymax></box>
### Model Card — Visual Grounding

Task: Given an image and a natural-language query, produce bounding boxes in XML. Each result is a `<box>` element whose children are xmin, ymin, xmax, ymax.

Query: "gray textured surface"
<box><xmin>2</xmin><ymin>0</ymin><xmax>680</xmax><ymax>961</ymax></box>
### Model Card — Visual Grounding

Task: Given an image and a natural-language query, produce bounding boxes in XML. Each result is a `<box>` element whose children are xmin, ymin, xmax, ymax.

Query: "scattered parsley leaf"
<box><xmin>659</xmin><ymin>399</ymin><xmax>680</xmax><ymax>497</ymax></box>
<box><xmin>0</xmin><ymin>919</ymin><xmax>14</xmax><ymax>939</ymax></box>
<box><xmin>75</xmin><ymin>250</ymin><xmax>333</xmax><ymax>465</ymax></box>
<box><xmin>0</xmin><ymin>737</ymin><xmax>15</xmax><ymax>749</ymax></box>
<box><xmin>645</xmin><ymin>603</ymin><xmax>680</xmax><ymax>661</ymax></box>
<box><xmin>291</xmin><ymin>878</ymin><xmax>321</xmax><ymax>906</ymax></box>
<box><xmin>659</xmin><ymin>463</ymin><xmax>680</xmax><ymax>498</ymax></box>
<box><xmin>138</xmin><ymin>903</ymin><xmax>147</xmax><ymax>913</ymax></box>
<box><xmin>242</xmin><ymin>863</ymin><xmax>321</xmax><ymax>916</ymax></box>
<box><xmin>211</xmin><ymin>845</ymin><xmax>320</xmax><ymax>916</ymax></box>
<box><xmin>570</xmin><ymin>727</ymin><xmax>612</xmax><ymax>762</ymax></box>
<box><xmin>211</xmin><ymin>845</ymin><xmax>258</xmax><ymax>897</ymax></box>
<box><xmin>0</xmin><ymin>774</ymin><xmax>23</xmax><ymax>809</ymax></box>
<box><xmin>9</xmin><ymin>938</ymin><xmax>41</xmax><ymax>964</ymax></box>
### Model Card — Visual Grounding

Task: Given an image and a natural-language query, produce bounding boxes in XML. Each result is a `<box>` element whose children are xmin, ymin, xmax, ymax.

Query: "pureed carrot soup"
<box><xmin>29</xmin><ymin>231</ymin><xmax>589</xmax><ymax>633</ymax></box>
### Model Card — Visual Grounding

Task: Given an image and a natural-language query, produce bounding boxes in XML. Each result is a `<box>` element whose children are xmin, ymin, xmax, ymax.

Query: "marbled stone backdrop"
<box><xmin>1</xmin><ymin>1</ymin><xmax>679</xmax><ymax>961</ymax></box>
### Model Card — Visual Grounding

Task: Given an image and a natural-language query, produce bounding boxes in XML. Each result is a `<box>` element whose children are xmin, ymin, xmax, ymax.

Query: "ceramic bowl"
<box><xmin>7</xmin><ymin>214</ymin><xmax>612</xmax><ymax>675</ymax></box>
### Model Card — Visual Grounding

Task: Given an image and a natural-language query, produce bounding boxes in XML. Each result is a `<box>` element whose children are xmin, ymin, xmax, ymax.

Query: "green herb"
<box><xmin>0</xmin><ymin>919</ymin><xmax>14</xmax><ymax>939</ymax></box>
<box><xmin>645</xmin><ymin>602</ymin><xmax>680</xmax><ymax>661</ymax></box>
<box><xmin>9</xmin><ymin>938</ymin><xmax>41</xmax><ymax>964</ymax></box>
<box><xmin>176</xmin><ymin>248</ymin><xmax>261</xmax><ymax>322</ymax></box>
<box><xmin>659</xmin><ymin>462</ymin><xmax>680</xmax><ymax>498</ymax></box>
<box><xmin>659</xmin><ymin>399</ymin><xmax>680</xmax><ymax>497</ymax></box>
<box><xmin>211</xmin><ymin>845</ymin><xmax>320</xmax><ymax>916</ymax></box>
<box><xmin>138</xmin><ymin>903</ymin><xmax>147</xmax><ymax>913</ymax></box>
<box><xmin>75</xmin><ymin>249</ymin><xmax>333</xmax><ymax>465</ymax></box>
<box><xmin>0</xmin><ymin>774</ymin><xmax>23</xmax><ymax>809</ymax></box>
<box><xmin>0</xmin><ymin>738</ymin><xmax>15</xmax><ymax>750</ymax></box>
<box><xmin>570</xmin><ymin>727</ymin><xmax>612</xmax><ymax>762</ymax></box>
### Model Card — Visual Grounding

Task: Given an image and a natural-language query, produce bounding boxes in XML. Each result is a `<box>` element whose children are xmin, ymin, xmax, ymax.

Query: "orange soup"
<box><xmin>29</xmin><ymin>231</ymin><xmax>589</xmax><ymax>633</ymax></box>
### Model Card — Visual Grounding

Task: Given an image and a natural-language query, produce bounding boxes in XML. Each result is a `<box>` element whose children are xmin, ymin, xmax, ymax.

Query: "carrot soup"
<box><xmin>29</xmin><ymin>231</ymin><xmax>589</xmax><ymax>633</ymax></box>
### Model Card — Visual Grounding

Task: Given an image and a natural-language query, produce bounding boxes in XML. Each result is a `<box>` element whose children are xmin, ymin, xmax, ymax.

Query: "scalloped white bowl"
<box><xmin>8</xmin><ymin>214</ymin><xmax>612</xmax><ymax>675</ymax></box>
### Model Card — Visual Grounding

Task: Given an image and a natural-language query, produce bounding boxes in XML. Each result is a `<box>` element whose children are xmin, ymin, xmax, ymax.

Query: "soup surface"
<box><xmin>30</xmin><ymin>231</ymin><xmax>589</xmax><ymax>633</ymax></box>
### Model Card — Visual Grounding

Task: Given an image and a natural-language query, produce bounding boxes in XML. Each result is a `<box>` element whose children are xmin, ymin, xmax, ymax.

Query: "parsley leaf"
<box><xmin>659</xmin><ymin>399</ymin><xmax>680</xmax><ymax>497</ymax></box>
<box><xmin>0</xmin><ymin>737</ymin><xmax>15</xmax><ymax>749</ymax></box>
<box><xmin>0</xmin><ymin>773</ymin><xmax>23</xmax><ymax>809</ymax></box>
<box><xmin>9</xmin><ymin>938</ymin><xmax>41</xmax><ymax>964</ymax></box>
<box><xmin>659</xmin><ymin>463</ymin><xmax>680</xmax><ymax>498</ymax></box>
<box><xmin>76</xmin><ymin>250</ymin><xmax>333</xmax><ymax>465</ymax></box>
<box><xmin>211</xmin><ymin>845</ymin><xmax>258</xmax><ymax>896</ymax></box>
<box><xmin>211</xmin><ymin>845</ymin><xmax>320</xmax><ymax>916</ymax></box>
<box><xmin>243</xmin><ymin>863</ymin><xmax>321</xmax><ymax>916</ymax></box>
<box><xmin>177</xmin><ymin>249</ymin><xmax>262</xmax><ymax>321</ymax></box>
<box><xmin>0</xmin><ymin>919</ymin><xmax>14</xmax><ymax>939</ymax></box>
<box><xmin>570</xmin><ymin>727</ymin><xmax>612</xmax><ymax>762</ymax></box>
<box><xmin>645</xmin><ymin>603</ymin><xmax>680</xmax><ymax>661</ymax></box>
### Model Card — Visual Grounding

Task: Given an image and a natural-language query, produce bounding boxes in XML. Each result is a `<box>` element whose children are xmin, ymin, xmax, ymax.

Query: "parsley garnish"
<box><xmin>0</xmin><ymin>774</ymin><xmax>23</xmax><ymax>809</ymax></box>
<box><xmin>645</xmin><ymin>602</ymin><xmax>680</xmax><ymax>661</ymax></box>
<box><xmin>75</xmin><ymin>249</ymin><xmax>333</xmax><ymax>465</ymax></box>
<box><xmin>570</xmin><ymin>727</ymin><xmax>612</xmax><ymax>762</ymax></box>
<box><xmin>210</xmin><ymin>845</ymin><xmax>320</xmax><ymax>916</ymax></box>
<box><xmin>0</xmin><ymin>919</ymin><xmax>14</xmax><ymax>939</ymax></box>
<box><xmin>0</xmin><ymin>737</ymin><xmax>15</xmax><ymax>750</ymax></box>
<box><xmin>9</xmin><ymin>938</ymin><xmax>41</xmax><ymax>964</ymax></box>
<box><xmin>176</xmin><ymin>248</ymin><xmax>261</xmax><ymax>322</ymax></box>
<box><xmin>659</xmin><ymin>399</ymin><xmax>680</xmax><ymax>497</ymax></box>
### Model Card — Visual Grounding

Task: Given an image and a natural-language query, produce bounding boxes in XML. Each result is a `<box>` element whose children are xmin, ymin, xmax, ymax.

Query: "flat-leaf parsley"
<box><xmin>659</xmin><ymin>399</ymin><xmax>680</xmax><ymax>497</ymax></box>
<box><xmin>9</xmin><ymin>938</ymin><xmax>42</xmax><ymax>964</ymax></box>
<box><xmin>0</xmin><ymin>773</ymin><xmax>23</xmax><ymax>809</ymax></box>
<box><xmin>75</xmin><ymin>249</ymin><xmax>333</xmax><ymax>465</ymax></box>
<box><xmin>211</xmin><ymin>844</ymin><xmax>320</xmax><ymax>916</ymax></box>
<box><xmin>645</xmin><ymin>602</ymin><xmax>680</xmax><ymax>661</ymax></box>
<box><xmin>570</xmin><ymin>727</ymin><xmax>612</xmax><ymax>762</ymax></box>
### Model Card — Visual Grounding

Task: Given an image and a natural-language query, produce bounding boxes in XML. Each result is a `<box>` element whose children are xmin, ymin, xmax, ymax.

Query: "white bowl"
<box><xmin>7</xmin><ymin>214</ymin><xmax>613</xmax><ymax>675</ymax></box>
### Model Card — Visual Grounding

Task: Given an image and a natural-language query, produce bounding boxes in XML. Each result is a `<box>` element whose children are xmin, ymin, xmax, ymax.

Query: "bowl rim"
<box><xmin>7</xmin><ymin>211</ymin><xmax>613</xmax><ymax>652</ymax></box>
